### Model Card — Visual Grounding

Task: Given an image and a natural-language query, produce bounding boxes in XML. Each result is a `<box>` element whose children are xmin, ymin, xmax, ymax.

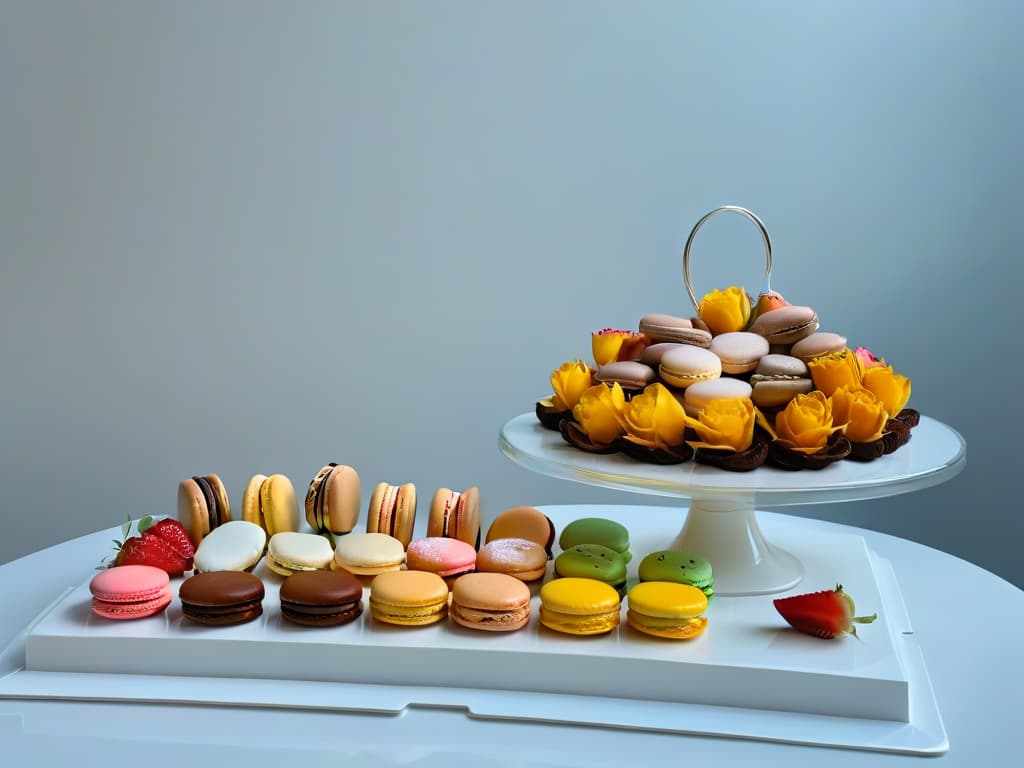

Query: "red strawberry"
<box><xmin>773</xmin><ymin>584</ymin><xmax>877</xmax><ymax>639</ymax></box>
<box><xmin>108</xmin><ymin>516</ymin><xmax>194</xmax><ymax>576</ymax></box>
<box><xmin>142</xmin><ymin>518</ymin><xmax>195</xmax><ymax>564</ymax></box>
<box><xmin>117</xmin><ymin>534</ymin><xmax>190</xmax><ymax>576</ymax></box>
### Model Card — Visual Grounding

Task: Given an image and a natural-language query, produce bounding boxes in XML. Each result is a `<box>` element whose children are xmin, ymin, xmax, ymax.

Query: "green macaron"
<box><xmin>558</xmin><ymin>518</ymin><xmax>631</xmax><ymax>563</ymax></box>
<box><xmin>554</xmin><ymin>544</ymin><xmax>628</xmax><ymax>597</ymax></box>
<box><xmin>638</xmin><ymin>550</ymin><xmax>714</xmax><ymax>599</ymax></box>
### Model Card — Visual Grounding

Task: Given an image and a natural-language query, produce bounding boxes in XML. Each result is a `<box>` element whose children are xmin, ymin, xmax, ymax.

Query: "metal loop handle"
<box><xmin>683</xmin><ymin>205</ymin><xmax>773</xmax><ymax>312</ymax></box>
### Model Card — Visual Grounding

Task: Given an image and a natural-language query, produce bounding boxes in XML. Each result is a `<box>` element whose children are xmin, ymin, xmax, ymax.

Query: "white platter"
<box><xmin>8</xmin><ymin>507</ymin><xmax>946</xmax><ymax>755</ymax></box>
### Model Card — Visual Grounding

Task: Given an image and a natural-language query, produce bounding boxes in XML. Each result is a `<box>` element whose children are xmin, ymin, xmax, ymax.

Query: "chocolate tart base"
<box><xmin>882</xmin><ymin>421</ymin><xmax>912</xmax><ymax>454</ymax></box>
<box><xmin>559</xmin><ymin>419</ymin><xmax>619</xmax><ymax>454</ymax></box>
<box><xmin>536</xmin><ymin>398</ymin><xmax>571</xmax><ymax>431</ymax></box>
<box><xmin>894</xmin><ymin>408</ymin><xmax>920</xmax><ymax>428</ymax></box>
<box><xmin>847</xmin><ymin>438</ymin><xmax>887</xmax><ymax>462</ymax></box>
<box><xmin>694</xmin><ymin>434</ymin><xmax>769</xmax><ymax>472</ymax></box>
<box><xmin>616</xmin><ymin>437</ymin><xmax>693</xmax><ymax>465</ymax></box>
<box><xmin>768</xmin><ymin>432</ymin><xmax>851</xmax><ymax>470</ymax></box>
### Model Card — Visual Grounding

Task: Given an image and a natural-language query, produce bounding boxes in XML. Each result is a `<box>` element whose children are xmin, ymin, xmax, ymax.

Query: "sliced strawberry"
<box><xmin>773</xmin><ymin>584</ymin><xmax>877</xmax><ymax>639</ymax></box>
<box><xmin>142</xmin><ymin>518</ymin><xmax>195</xmax><ymax>565</ymax></box>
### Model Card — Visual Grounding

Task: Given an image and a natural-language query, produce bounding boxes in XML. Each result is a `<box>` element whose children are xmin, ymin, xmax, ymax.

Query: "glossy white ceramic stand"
<box><xmin>499</xmin><ymin>413</ymin><xmax>966</xmax><ymax>595</ymax></box>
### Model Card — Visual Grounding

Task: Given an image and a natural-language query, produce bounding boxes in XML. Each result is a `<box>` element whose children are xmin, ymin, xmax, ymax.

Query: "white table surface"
<box><xmin>1</xmin><ymin>505</ymin><xmax>1021</xmax><ymax>767</ymax></box>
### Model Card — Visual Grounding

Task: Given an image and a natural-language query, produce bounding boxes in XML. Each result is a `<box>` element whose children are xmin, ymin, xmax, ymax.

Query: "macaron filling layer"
<box><xmin>193</xmin><ymin>476</ymin><xmax>218</xmax><ymax>532</ymax></box>
<box><xmin>539</xmin><ymin>606</ymin><xmax>620</xmax><ymax>635</ymax></box>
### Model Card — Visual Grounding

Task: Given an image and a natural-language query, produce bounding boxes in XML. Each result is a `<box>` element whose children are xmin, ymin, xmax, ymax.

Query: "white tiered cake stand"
<box><xmin>500</xmin><ymin>413</ymin><xmax>966</xmax><ymax>595</ymax></box>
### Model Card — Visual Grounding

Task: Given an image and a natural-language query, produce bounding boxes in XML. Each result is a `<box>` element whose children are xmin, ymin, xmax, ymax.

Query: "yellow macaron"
<box><xmin>626</xmin><ymin>581</ymin><xmax>708</xmax><ymax>640</ymax></box>
<box><xmin>242</xmin><ymin>473</ymin><xmax>300</xmax><ymax>536</ymax></box>
<box><xmin>539</xmin><ymin>577</ymin><xmax>621</xmax><ymax>636</ymax></box>
<box><xmin>369</xmin><ymin>570</ymin><xmax>449</xmax><ymax>626</ymax></box>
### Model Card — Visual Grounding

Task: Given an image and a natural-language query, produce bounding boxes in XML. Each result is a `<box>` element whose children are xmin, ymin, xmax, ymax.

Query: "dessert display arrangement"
<box><xmin>94</xmin><ymin>468</ymin><xmax>749</xmax><ymax>639</ymax></box>
<box><xmin>12</xmin><ymin>208</ymin><xmax>965</xmax><ymax>755</ymax></box>
<box><xmin>535</xmin><ymin>214</ymin><xmax>918</xmax><ymax>471</ymax></box>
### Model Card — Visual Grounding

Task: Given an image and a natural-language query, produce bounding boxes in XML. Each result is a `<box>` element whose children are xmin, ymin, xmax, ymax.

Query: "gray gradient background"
<box><xmin>1</xmin><ymin>2</ymin><xmax>1021</xmax><ymax>587</ymax></box>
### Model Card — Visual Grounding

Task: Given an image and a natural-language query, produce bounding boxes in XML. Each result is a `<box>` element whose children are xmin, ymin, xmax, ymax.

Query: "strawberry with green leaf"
<box><xmin>773</xmin><ymin>584</ymin><xmax>877</xmax><ymax>639</ymax></box>
<box><xmin>104</xmin><ymin>516</ymin><xmax>195</xmax><ymax>576</ymax></box>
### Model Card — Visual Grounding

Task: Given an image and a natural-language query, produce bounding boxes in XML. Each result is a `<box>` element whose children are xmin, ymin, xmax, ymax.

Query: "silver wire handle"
<box><xmin>682</xmin><ymin>205</ymin><xmax>773</xmax><ymax>312</ymax></box>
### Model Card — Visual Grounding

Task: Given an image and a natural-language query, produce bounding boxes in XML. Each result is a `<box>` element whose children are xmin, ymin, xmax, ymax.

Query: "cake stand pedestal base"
<box><xmin>671</xmin><ymin>496</ymin><xmax>803</xmax><ymax>596</ymax></box>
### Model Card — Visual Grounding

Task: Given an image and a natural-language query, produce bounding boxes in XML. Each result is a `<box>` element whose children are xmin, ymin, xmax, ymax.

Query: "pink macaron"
<box><xmin>89</xmin><ymin>564</ymin><xmax>172</xmax><ymax>620</ymax></box>
<box><xmin>405</xmin><ymin>537</ymin><xmax>477</xmax><ymax>578</ymax></box>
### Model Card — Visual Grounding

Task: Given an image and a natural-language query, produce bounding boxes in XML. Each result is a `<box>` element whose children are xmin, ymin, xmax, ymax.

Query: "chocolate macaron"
<box><xmin>179</xmin><ymin>571</ymin><xmax>265</xmax><ymax>626</ymax></box>
<box><xmin>279</xmin><ymin>569</ymin><xmax>364</xmax><ymax>627</ymax></box>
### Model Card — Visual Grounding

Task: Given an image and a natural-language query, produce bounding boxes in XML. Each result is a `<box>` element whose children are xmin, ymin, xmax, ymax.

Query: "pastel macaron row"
<box><xmin>179</xmin><ymin>466</ymin><xmax>487</xmax><ymax>555</ymax></box>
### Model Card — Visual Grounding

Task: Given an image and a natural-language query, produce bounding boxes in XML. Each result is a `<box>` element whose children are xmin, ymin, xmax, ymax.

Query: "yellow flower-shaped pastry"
<box><xmin>764</xmin><ymin>390</ymin><xmax>843</xmax><ymax>454</ymax></box>
<box><xmin>550</xmin><ymin>360</ymin><xmax>592</xmax><ymax>411</ymax></box>
<box><xmin>698</xmin><ymin>286</ymin><xmax>751</xmax><ymax>335</ymax></box>
<box><xmin>808</xmin><ymin>348</ymin><xmax>864</xmax><ymax>397</ymax></box>
<box><xmin>684</xmin><ymin>397</ymin><xmax>756</xmax><ymax>453</ymax></box>
<box><xmin>592</xmin><ymin>329</ymin><xmax>645</xmax><ymax>367</ymax></box>
<box><xmin>622</xmin><ymin>383</ymin><xmax>688</xmax><ymax>449</ymax></box>
<box><xmin>862</xmin><ymin>365</ymin><xmax>912</xmax><ymax>417</ymax></box>
<box><xmin>831</xmin><ymin>386</ymin><xmax>888</xmax><ymax>443</ymax></box>
<box><xmin>573</xmin><ymin>383</ymin><xmax>627</xmax><ymax>445</ymax></box>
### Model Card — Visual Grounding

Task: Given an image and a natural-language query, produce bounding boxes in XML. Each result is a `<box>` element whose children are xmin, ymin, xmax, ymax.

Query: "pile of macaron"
<box><xmin>90</xmin><ymin>469</ymin><xmax>715</xmax><ymax>641</ymax></box>
<box><xmin>537</xmin><ymin>286</ymin><xmax>918</xmax><ymax>470</ymax></box>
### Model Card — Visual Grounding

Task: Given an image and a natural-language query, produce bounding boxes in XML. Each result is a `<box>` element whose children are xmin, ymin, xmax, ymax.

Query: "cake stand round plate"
<box><xmin>499</xmin><ymin>413</ymin><xmax>966</xmax><ymax>596</ymax></box>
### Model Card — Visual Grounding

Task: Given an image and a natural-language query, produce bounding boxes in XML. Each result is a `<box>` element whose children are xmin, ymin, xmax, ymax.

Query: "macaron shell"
<box><xmin>91</xmin><ymin>589</ymin><xmax>171</xmax><ymax>619</ymax></box>
<box><xmin>682</xmin><ymin>378</ymin><xmax>753</xmax><ymax>418</ymax></box>
<box><xmin>540</xmin><ymin>577</ymin><xmax>620</xmax><ymax>615</ymax></box>
<box><xmin>476</xmin><ymin>537</ymin><xmax>548</xmax><ymax>581</ymax></box>
<box><xmin>790</xmin><ymin>332</ymin><xmax>848</xmax><ymax>362</ymax></box>
<box><xmin>304</xmin><ymin>465</ymin><xmax>334</xmax><ymax>531</ymax></box>
<box><xmin>486</xmin><ymin>507</ymin><xmax>556</xmax><ymax>558</ymax></box>
<box><xmin>751</xmin><ymin>377</ymin><xmax>814</xmax><ymax>408</ymax></box>
<box><xmin>640</xmin><ymin>342</ymin><xmax>686</xmax><ymax>367</ymax></box>
<box><xmin>626</xmin><ymin>610</ymin><xmax>708</xmax><ymax>639</ymax></box>
<box><xmin>179</xmin><ymin>570</ymin><xmax>265</xmax><ymax>626</ymax></box>
<box><xmin>625</xmin><ymin>581</ymin><xmax>708</xmax><ymax>639</ymax></box>
<box><xmin>659</xmin><ymin>346</ymin><xmax>722</xmax><ymax>388</ymax></box>
<box><xmin>637</xmin><ymin>550</ymin><xmax>714</xmax><ymax>597</ymax></box>
<box><xmin>708</xmin><ymin>332</ymin><xmax>770</xmax><ymax>374</ymax></box>
<box><xmin>627</xmin><ymin>581</ymin><xmax>708</xmax><ymax>617</ymax></box>
<box><xmin>754</xmin><ymin>353</ymin><xmax>809</xmax><ymax>378</ymax></box>
<box><xmin>594</xmin><ymin>361</ymin><xmax>657</xmax><ymax>390</ymax></box>
<box><xmin>177</xmin><ymin>478</ymin><xmax>211</xmax><ymax>547</ymax></box>
<box><xmin>324</xmin><ymin>465</ymin><xmax>360</xmax><ymax>534</ymax></box>
<box><xmin>554</xmin><ymin>544</ymin><xmax>628</xmax><ymax>595</ymax></box>
<box><xmin>558</xmin><ymin>518</ymin><xmax>631</xmax><ymax>558</ymax></box>
<box><xmin>242</xmin><ymin>474</ymin><xmax>269</xmax><ymax>529</ymax></box>
<box><xmin>260</xmin><ymin>474</ymin><xmax>300</xmax><ymax>536</ymax></box>
<box><xmin>406</xmin><ymin>537</ymin><xmax>477</xmax><ymax>577</ymax></box>
<box><xmin>428</xmin><ymin>488</ymin><xmax>458</xmax><ymax>538</ymax></box>
<box><xmin>392</xmin><ymin>483</ymin><xmax>417</xmax><ymax>547</ymax></box>
<box><xmin>334</xmin><ymin>532</ymin><xmax>406</xmax><ymax>574</ymax></box>
<box><xmin>279</xmin><ymin>569</ymin><xmax>364</xmax><ymax>627</ymax></box>
<box><xmin>90</xmin><ymin>565</ymin><xmax>172</xmax><ymax>619</ymax></box>
<box><xmin>450</xmin><ymin>572</ymin><xmax>531</xmax><ymax>632</ymax></box>
<box><xmin>193</xmin><ymin>520</ymin><xmax>267</xmax><ymax>573</ymax></box>
<box><xmin>369</xmin><ymin>570</ymin><xmax>449</xmax><ymax>626</ymax></box>
<box><xmin>638</xmin><ymin>314</ymin><xmax>711</xmax><ymax>346</ymax></box>
<box><xmin>539</xmin><ymin>570</ymin><xmax>623</xmax><ymax>631</ymax></box>
<box><xmin>453</xmin><ymin>486</ymin><xmax>481</xmax><ymax>547</ymax></box>
<box><xmin>206</xmin><ymin>473</ymin><xmax>232</xmax><ymax>525</ymax></box>
<box><xmin>748</xmin><ymin>305</ymin><xmax>819</xmax><ymax>344</ymax></box>
<box><xmin>266</xmin><ymin>531</ymin><xmax>335</xmax><ymax>575</ymax></box>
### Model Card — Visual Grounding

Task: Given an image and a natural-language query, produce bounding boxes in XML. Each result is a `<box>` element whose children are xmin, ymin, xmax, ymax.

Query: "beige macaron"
<box><xmin>305</xmin><ymin>464</ymin><xmax>361</xmax><ymax>535</ymax></box>
<box><xmin>334</xmin><ymin>532</ymin><xmax>406</xmax><ymax>575</ymax></box>
<box><xmin>266</xmin><ymin>531</ymin><xmax>335</xmax><ymax>577</ymax></box>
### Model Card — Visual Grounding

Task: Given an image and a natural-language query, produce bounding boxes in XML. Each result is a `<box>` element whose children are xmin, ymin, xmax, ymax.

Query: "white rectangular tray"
<box><xmin>5</xmin><ymin>522</ymin><xmax>947</xmax><ymax>754</ymax></box>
